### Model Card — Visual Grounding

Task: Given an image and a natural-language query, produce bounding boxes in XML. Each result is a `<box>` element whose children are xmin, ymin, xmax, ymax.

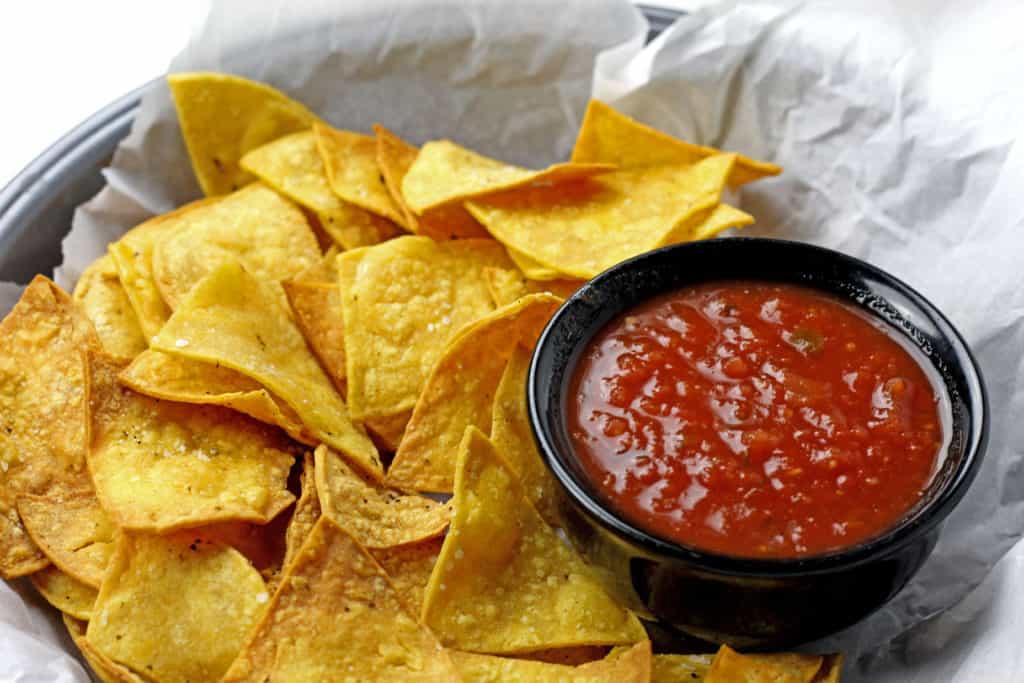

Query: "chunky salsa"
<box><xmin>568</xmin><ymin>281</ymin><xmax>944</xmax><ymax>558</ymax></box>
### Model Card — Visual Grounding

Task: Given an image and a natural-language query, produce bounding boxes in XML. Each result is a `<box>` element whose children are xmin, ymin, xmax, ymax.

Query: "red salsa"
<box><xmin>569</xmin><ymin>282</ymin><xmax>944</xmax><ymax>558</ymax></box>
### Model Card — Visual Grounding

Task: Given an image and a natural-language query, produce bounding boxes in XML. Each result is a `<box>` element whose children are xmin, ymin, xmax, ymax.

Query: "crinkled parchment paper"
<box><xmin>3</xmin><ymin>0</ymin><xmax>1023</xmax><ymax>680</ymax></box>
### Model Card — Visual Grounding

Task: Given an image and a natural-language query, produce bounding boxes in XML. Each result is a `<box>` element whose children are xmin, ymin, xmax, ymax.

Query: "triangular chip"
<box><xmin>88</xmin><ymin>353</ymin><xmax>296</xmax><ymax>531</ymax></box>
<box><xmin>659</xmin><ymin>202</ymin><xmax>755</xmax><ymax>246</ymax></box>
<box><xmin>17</xmin><ymin>487</ymin><xmax>115</xmax><ymax>588</ymax></box>
<box><xmin>88</xmin><ymin>530</ymin><xmax>270</xmax><ymax>682</ymax></box>
<box><xmin>151</xmin><ymin>260</ymin><xmax>381</xmax><ymax>478</ymax></box>
<box><xmin>29</xmin><ymin>566</ymin><xmax>98</xmax><ymax>621</ymax></box>
<box><xmin>388</xmin><ymin>294</ymin><xmax>561</xmax><ymax>493</ymax></box>
<box><xmin>119</xmin><ymin>349</ymin><xmax>315</xmax><ymax>445</ymax></box>
<box><xmin>338</xmin><ymin>236</ymin><xmax>511</xmax><ymax>422</ymax></box>
<box><xmin>422</xmin><ymin>427</ymin><xmax>646</xmax><ymax>653</ymax></box>
<box><xmin>370</xmin><ymin>536</ymin><xmax>444</xmax><ymax>616</ymax></box>
<box><xmin>222</xmin><ymin>517</ymin><xmax>461</xmax><ymax>682</ymax></box>
<box><xmin>401</xmin><ymin>139</ymin><xmax>614</xmax><ymax>214</ymax></box>
<box><xmin>374</xmin><ymin>124</ymin><xmax>489</xmax><ymax>239</ymax></box>
<box><xmin>704</xmin><ymin>645</ymin><xmax>826</xmax><ymax>682</ymax></box>
<box><xmin>0</xmin><ymin>276</ymin><xmax>98</xmax><ymax>578</ymax></box>
<box><xmin>452</xmin><ymin>639</ymin><xmax>651</xmax><ymax>682</ymax></box>
<box><xmin>366</xmin><ymin>410</ymin><xmax>414</xmax><ymax>453</ymax></box>
<box><xmin>282</xmin><ymin>279</ymin><xmax>346</xmax><ymax>394</ymax></box>
<box><xmin>240</xmin><ymin>130</ymin><xmax>403</xmax><ymax>249</ymax></box>
<box><xmin>652</xmin><ymin>653</ymin><xmax>714</xmax><ymax>682</ymax></box>
<box><xmin>314</xmin><ymin>123</ymin><xmax>407</xmax><ymax>226</ymax></box>
<box><xmin>506</xmin><ymin>245</ymin><xmax>566</xmax><ymax>281</ymax></box>
<box><xmin>151</xmin><ymin>182</ymin><xmax>321</xmax><ymax>309</ymax></box>
<box><xmin>293</xmin><ymin>245</ymin><xmax>339</xmax><ymax>284</ymax></box>
<box><xmin>64</xmin><ymin>615</ymin><xmax>146</xmax><ymax>683</ymax></box>
<box><xmin>571</xmin><ymin>99</ymin><xmax>781</xmax><ymax>187</ymax></box>
<box><xmin>72</xmin><ymin>254</ymin><xmax>147</xmax><ymax>359</ymax></box>
<box><xmin>484</xmin><ymin>267</ymin><xmax>581</xmax><ymax>308</ymax></box>
<box><xmin>467</xmin><ymin>155</ymin><xmax>735</xmax><ymax>279</ymax></box>
<box><xmin>281</xmin><ymin>453</ymin><xmax>321</xmax><ymax>575</ymax></box>
<box><xmin>315</xmin><ymin>445</ymin><xmax>450</xmax><ymax>548</ymax></box>
<box><xmin>169</xmin><ymin>72</ymin><xmax>319</xmax><ymax>196</ymax></box>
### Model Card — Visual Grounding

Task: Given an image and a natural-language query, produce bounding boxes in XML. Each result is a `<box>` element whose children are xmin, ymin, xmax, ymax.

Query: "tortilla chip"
<box><xmin>817</xmin><ymin>655</ymin><xmax>843</xmax><ymax>683</ymax></box>
<box><xmin>222</xmin><ymin>517</ymin><xmax>461</xmax><ymax>682</ymax></box>
<box><xmin>282</xmin><ymin>280</ymin><xmax>346</xmax><ymax>394</ymax></box>
<box><xmin>452</xmin><ymin>640</ymin><xmax>651</xmax><ymax>682</ymax></box>
<box><xmin>88</xmin><ymin>353</ymin><xmax>296</xmax><ymax>531</ymax></box>
<box><xmin>466</xmin><ymin>155</ymin><xmax>735</xmax><ymax>280</ymax></box>
<box><xmin>571</xmin><ymin>99</ymin><xmax>781</xmax><ymax>188</ymax></box>
<box><xmin>282</xmin><ymin>453</ymin><xmax>320</xmax><ymax>574</ymax></box>
<box><xmin>484</xmin><ymin>267</ymin><xmax>581</xmax><ymax>308</ymax></box>
<box><xmin>119</xmin><ymin>349</ymin><xmax>315</xmax><ymax>445</ymax></box>
<box><xmin>64</xmin><ymin>615</ymin><xmax>146</xmax><ymax>683</ymax></box>
<box><xmin>388</xmin><ymin>294</ymin><xmax>561</xmax><ymax>493</ymax></box>
<box><xmin>168</xmin><ymin>72</ymin><xmax>319</xmax><ymax>196</ymax></box>
<box><xmin>401</xmin><ymin>139</ymin><xmax>613</xmax><ymax>214</ymax></box>
<box><xmin>17</xmin><ymin>488</ymin><xmax>115</xmax><ymax>588</ymax></box>
<box><xmin>659</xmin><ymin>202</ymin><xmax>755</xmax><ymax>246</ymax></box>
<box><xmin>506</xmin><ymin>245</ymin><xmax>566</xmax><ymax>281</ymax></box>
<box><xmin>151</xmin><ymin>183</ymin><xmax>321</xmax><ymax>309</ymax></box>
<box><xmin>315</xmin><ymin>445</ymin><xmax>450</xmax><ymax>548</ymax></box>
<box><xmin>704</xmin><ymin>645</ymin><xmax>826</xmax><ymax>683</ymax></box>
<box><xmin>29</xmin><ymin>565</ymin><xmax>97</xmax><ymax>620</ymax></box>
<box><xmin>422</xmin><ymin>427</ymin><xmax>646</xmax><ymax>653</ymax></box>
<box><xmin>314</xmin><ymin>123</ymin><xmax>407</xmax><ymax>226</ymax></box>
<box><xmin>150</xmin><ymin>260</ymin><xmax>381</xmax><ymax>478</ymax></box>
<box><xmin>370</xmin><ymin>536</ymin><xmax>444</xmax><ymax>615</ymax></box>
<box><xmin>88</xmin><ymin>530</ymin><xmax>270</xmax><ymax>682</ymax></box>
<box><xmin>652</xmin><ymin>653</ymin><xmax>714</xmax><ymax>682</ymax></box>
<box><xmin>491</xmin><ymin>346</ymin><xmax>564</xmax><ymax>525</ymax></box>
<box><xmin>241</xmin><ymin>130</ymin><xmax>403</xmax><ymax>250</ymax></box>
<box><xmin>374</xmin><ymin>124</ymin><xmax>489</xmax><ymax>239</ymax></box>
<box><xmin>72</xmin><ymin>254</ymin><xmax>147</xmax><ymax>359</ymax></box>
<box><xmin>0</xmin><ymin>276</ymin><xmax>97</xmax><ymax>578</ymax></box>
<box><xmin>293</xmin><ymin>245</ymin><xmax>340</xmax><ymax>284</ymax></box>
<box><xmin>366</xmin><ymin>410</ymin><xmax>414</xmax><ymax>452</ymax></box>
<box><xmin>338</xmin><ymin>236</ymin><xmax>511</xmax><ymax>422</ymax></box>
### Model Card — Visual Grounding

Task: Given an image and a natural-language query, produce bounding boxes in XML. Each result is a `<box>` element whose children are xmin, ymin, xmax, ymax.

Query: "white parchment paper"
<box><xmin>3</xmin><ymin>0</ymin><xmax>1022</xmax><ymax>680</ymax></box>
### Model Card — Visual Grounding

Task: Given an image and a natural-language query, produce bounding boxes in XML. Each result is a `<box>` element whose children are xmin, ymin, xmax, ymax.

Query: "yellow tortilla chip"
<box><xmin>422</xmin><ymin>427</ymin><xmax>646</xmax><ymax>653</ymax></box>
<box><xmin>293</xmin><ymin>245</ymin><xmax>340</xmax><ymax>284</ymax></box>
<box><xmin>659</xmin><ymin>202</ymin><xmax>755</xmax><ymax>246</ymax></box>
<box><xmin>17</xmin><ymin>488</ymin><xmax>115</xmax><ymax>588</ymax></box>
<box><xmin>818</xmin><ymin>655</ymin><xmax>843</xmax><ymax>683</ymax></box>
<box><xmin>484</xmin><ymin>267</ymin><xmax>581</xmax><ymax>308</ymax></box>
<box><xmin>73</xmin><ymin>254</ymin><xmax>147</xmax><ymax>359</ymax></box>
<box><xmin>119</xmin><ymin>349</ymin><xmax>315</xmax><ymax>445</ymax></box>
<box><xmin>652</xmin><ymin>653</ymin><xmax>714</xmax><ymax>682</ymax></box>
<box><xmin>88</xmin><ymin>353</ymin><xmax>296</xmax><ymax>531</ymax></box>
<box><xmin>467</xmin><ymin>155</ymin><xmax>735</xmax><ymax>280</ymax></box>
<box><xmin>314</xmin><ymin>123</ymin><xmax>407</xmax><ymax>226</ymax></box>
<box><xmin>315</xmin><ymin>445</ymin><xmax>450</xmax><ymax>548</ymax></box>
<box><xmin>572</xmin><ymin>99</ymin><xmax>781</xmax><ymax>187</ymax></box>
<box><xmin>241</xmin><ymin>130</ymin><xmax>403</xmax><ymax>250</ymax></box>
<box><xmin>151</xmin><ymin>260</ymin><xmax>381</xmax><ymax>478</ymax></box>
<box><xmin>452</xmin><ymin>640</ymin><xmax>651</xmax><ymax>682</ymax></box>
<box><xmin>282</xmin><ymin>279</ymin><xmax>346</xmax><ymax>394</ymax></box>
<box><xmin>366</xmin><ymin>410</ymin><xmax>414</xmax><ymax>453</ymax></box>
<box><xmin>0</xmin><ymin>276</ymin><xmax>97</xmax><ymax>578</ymax></box>
<box><xmin>30</xmin><ymin>566</ymin><xmax>97</xmax><ymax>620</ymax></box>
<box><xmin>388</xmin><ymin>294</ymin><xmax>561</xmax><ymax>493</ymax></box>
<box><xmin>370</xmin><ymin>536</ymin><xmax>444</xmax><ymax>615</ymax></box>
<box><xmin>339</xmin><ymin>236</ymin><xmax>511</xmax><ymax>422</ymax></box>
<box><xmin>65</xmin><ymin>615</ymin><xmax>146</xmax><ymax>683</ymax></box>
<box><xmin>282</xmin><ymin>453</ymin><xmax>320</xmax><ymax>575</ymax></box>
<box><xmin>704</xmin><ymin>645</ymin><xmax>826</xmax><ymax>683</ymax></box>
<box><xmin>374</xmin><ymin>124</ymin><xmax>489</xmax><ymax>240</ymax></box>
<box><xmin>222</xmin><ymin>517</ymin><xmax>461</xmax><ymax>682</ymax></box>
<box><xmin>491</xmin><ymin>346</ymin><xmax>564</xmax><ymax>526</ymax></box>
<box><xmin>401</xmin><ymin>139</ymin><xmax>614</xmax><ymax>214</ymax></box>
<box><xmin>506</xmin><ymin>245</ymin><xmax>566</xmax><ymax>281</ymax></box>
<box><xmin>88</xmin><ymin>530</ymin><xmax>270</xmax><ymax>682</ymax></box>
<box><xmin>151</xmin><ymin>182</ymin><xmax>321</xmax><ymax>309</ymax></box>
<box><xmin>168</xmin><ymin>71</ymin><xmax>319</xmax><ymax>196</ymax></box>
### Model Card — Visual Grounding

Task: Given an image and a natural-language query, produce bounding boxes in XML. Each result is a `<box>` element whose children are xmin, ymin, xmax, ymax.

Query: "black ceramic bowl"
<box><xmin>528</xmin><ymin>237</ymin><xmax>988</xmax><ymax>649</ymax></box>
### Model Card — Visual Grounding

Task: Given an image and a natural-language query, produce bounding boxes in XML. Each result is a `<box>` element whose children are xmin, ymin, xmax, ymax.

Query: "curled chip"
<box><xmin>374</xmin><ymin>124</ymin><xmax>489</xmax><ymax>239</ymax></box>
<box><xmin>64</xmin><ymin>615</ymin><xmax>146</xmax><ymax>683</ymax></box>
<box><xmin>705</xmin><ymin>645</ymin><xmax>835</xmax><ymax>683</ymax></box>
<box><xmin>652</xmin><ymin>653</ymin><xmax>714</xmax><ymax>682</ymax></box>
<box><xmin>388</xmin><ymin>293</ymin><xmax>562</xmax><ymax>493</ymax></box>
<box><xmin>314</xmin><ymin>123</ymin><xmax>407</xmax><ymax>226</ymax></box>
<box><xmin>401</xmin><ymin>139</ymin><xmax>613</xmax><ymax>214</ymax></box>
<box><xmin>370</xmin><ymin>536</ymin><xmax>444</xmax><ymax>615</ymax></box>
<box><xmin>89</xmin><ymin>353</ymin><xmax>296</xmax><ymax>532</ymax></box>
<box><xmin>338</xmin><ymin>236</ymin><xmax>512</xmax><ymax>423</ymax></box>
<box><xmin>281</xmin><ymin>453</ymin><xmax>321</xmax><ymax>576</ymax></box>
<box><xmin>506</xmin><ymin>245</ymin><xmax>566</xmax><ymax>281</ymax></box>
<box><xmin>151</xmin><ymin>183</ymin><xmax>321</xmax><ymax>309</ymax></box>
<box><xmin>88</xmin><ymin>531</ymin><xmax>270</xmax><ymax>683</ymax></box>
<box><xmin>315</xmin><ymin>445</ymin><xmax>451</xmax><ymax>548</ymax></box>
<box><xmin>0</xmin><ymin>276</ymin><xmax>98</xmax><ymax>578</ymax></box>
<box><xmin>222</xmin><ymin>517</ymin><xmax>461</xmax><ymax>682</ymax></box>
<box><xmin>120</xmin><ymin>349</ymin><xmax>315</xmax><ymax>445</ymax></box>
<box><xmin>150</xmin><ymin>260</ymin><xmax>381</xmax><ymax>479</ymax></box>
<box><xmin>483</xmin><ymin>267</ymin><xmax>581</xmax><ymax>308</ymax></box>
<box><xmin>659</xmin><ymin>202</ymin><xmax>754</xmax><ymax>246</ymax></box>
<box><xmin>453</xmin><ymin>639</ymin><xmax>652</xmax><ymax>682</ymax></box>
<box><xmin>422</xmin><ymin>427</ymin><xmax>646</xmax><ymax>653</ymax></box>
<box><xmin>467</xmin><ymin>155</ymin><xmax>736</xmax><ymax>280</ymax></box>
<box><xmin>240</xmin><ymin>130</ymin><xmax>402</xmax><ymax>250</ymax></box>
<box><xmin>169</xmin><ymin>72</ymin><xmax>319</xmax><ymax>196</ymax></box>
<box><xmin>30</xmin><ymin>566</ymin><xmax>98</xmax><ymax>621</ymax></box>
<box><xmin>571</xmin><ymin>99</ymin><xmax>780</xmax><ymax>187</ymax></box>
<box><xmin>282</xmin><ymin>280</ymin><xmax>346</xmax><ymax>394</ymax></box>
<box><xmin>72</xmin><ymin>254</ymin><xmax>147</xmax><ymax>359</ymax></box>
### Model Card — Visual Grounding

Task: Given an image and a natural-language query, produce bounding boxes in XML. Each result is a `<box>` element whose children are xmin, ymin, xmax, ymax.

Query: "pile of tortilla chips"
<box><xmin>0</xmin><ymin>73</ymin><xmax>840</xmax><ymax>681</ymax></box>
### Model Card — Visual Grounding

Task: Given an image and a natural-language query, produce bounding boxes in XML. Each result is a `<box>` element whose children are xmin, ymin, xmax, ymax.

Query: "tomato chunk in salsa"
<box><xmin>568</xmin><ymin>282</ymin><xmax>944</xmax><ymax>558</ymax></box>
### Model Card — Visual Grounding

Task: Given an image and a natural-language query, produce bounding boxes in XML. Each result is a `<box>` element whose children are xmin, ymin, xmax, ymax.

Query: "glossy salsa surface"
<box><xmin>568</xmin><ymin>281</ymin><xmax>944</xmax><ymax>558</ymax></box>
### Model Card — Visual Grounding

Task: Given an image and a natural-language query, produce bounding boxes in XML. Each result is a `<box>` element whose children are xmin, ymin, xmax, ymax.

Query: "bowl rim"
<box><xmin>528</xmin><ymin>236</ymin><xmax>990</xmax><ymax>578</ymax></box>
